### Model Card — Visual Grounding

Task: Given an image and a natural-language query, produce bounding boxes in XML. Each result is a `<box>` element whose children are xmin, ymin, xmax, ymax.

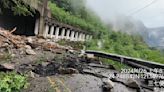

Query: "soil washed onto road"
<box><xmin>0</xmin><ymin>29</ymin><xmax>154</xmax><ymax>92</ymax></box>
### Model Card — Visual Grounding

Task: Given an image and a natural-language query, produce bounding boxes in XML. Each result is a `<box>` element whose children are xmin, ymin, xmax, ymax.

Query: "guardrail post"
<box><xmin>120</xmin><ymin>57</ymin><xmax>124</xmax><ymax>64</ymax></box>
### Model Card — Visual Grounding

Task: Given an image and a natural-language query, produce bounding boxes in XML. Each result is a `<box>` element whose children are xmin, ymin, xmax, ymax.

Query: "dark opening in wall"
<box><xmin>64</xmin><ymin>30</ymin><xmax>67</xmax><ymax>36</ymax></box>
<box><xmin>69</xmin><ymin>30</ymin><xmax>72</xmax><ymax>37</ymax></box>
<box><xmin>53</xmin><ymin>27</ymin><xmax>56</xmax><ymax>35</ymax></box>
<box><xmin>48</xmin><ymin>26</ymin><xmax>51</xmax><ymax>35</ymax></box>
<box><xmin>0</xmin><ymin>8</ymin><xmax>40</xmax><ymax>36</ymax></box>
<box><xmin>59</xmin><ymin>28</ymin><xmax>62</xmax><ymax>36</ymax></box>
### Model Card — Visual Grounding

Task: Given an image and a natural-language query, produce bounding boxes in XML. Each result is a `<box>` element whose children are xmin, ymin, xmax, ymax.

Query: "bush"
<box><xmin>0</xmin><ymin>72</ymin><xmax>29</xmax><ymax>92</ymax></box>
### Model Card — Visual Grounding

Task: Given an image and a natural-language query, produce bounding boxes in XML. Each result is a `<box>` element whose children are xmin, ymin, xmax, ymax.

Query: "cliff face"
<box><xmin>108</xmin><ymin>15</ymin><xmax>164</xmax><ymax>49</ymax></box>
<box><xmin>147</xmin><ymin>27</ymin><xmax>164</xmax><ymax>49</ymax></box>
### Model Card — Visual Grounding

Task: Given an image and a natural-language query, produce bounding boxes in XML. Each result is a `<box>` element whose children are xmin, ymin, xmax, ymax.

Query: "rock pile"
<box><xmin>0</xmin><ymin>28</ymin><xmax>71</xmax><ymax>56</ymax></box>
<box><xmin>0</xmin><ymin>28</ymin><xmax>72</xmax><ymax>71</ymax></box>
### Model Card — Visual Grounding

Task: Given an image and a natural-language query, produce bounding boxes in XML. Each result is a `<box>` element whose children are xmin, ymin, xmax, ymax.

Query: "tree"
<box><xmin>0</xmin><ymin>0</ymin><xmax>35</xmax><ymax>16</ymax></box>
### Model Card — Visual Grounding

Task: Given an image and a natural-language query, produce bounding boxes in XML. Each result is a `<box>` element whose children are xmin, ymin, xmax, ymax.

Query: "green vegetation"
<box><xmin>0</xmin><ymin>72</ymin><xmax>29</xmax><ymax>92</ymax></box>
<box><xmin>0</xmin><ymin>0</ymin><xmax>35</xmax><ymax>16</ymax></box>
<box><xmin>99</xmin><ymin>58</ymin><xmax>131</xmax><ymax>71</ymax></box>
<box><xmin>57</xmin><ymin>39</ymin><xmax>84</xmax><ymax>49</ymax></box>
<box><xmin>49</xmin><ymin>1</ymin><xmax>106</xmax><ymax>35</ymax></box>
<box><xmin>86</xmin><ymin>31</ymin><xmax>164</xmax><ymax>64</ymax></box>
<box><xmin>49</xmin><ymin>0</ymin><xmax>164</xmax><ymax>64</ymax></box>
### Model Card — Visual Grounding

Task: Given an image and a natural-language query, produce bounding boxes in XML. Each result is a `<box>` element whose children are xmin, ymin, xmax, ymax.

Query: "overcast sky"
<box><xmin>86</xmin><ymin>0</ymin><xmax>164</xmax><ymax>28</ymax></box>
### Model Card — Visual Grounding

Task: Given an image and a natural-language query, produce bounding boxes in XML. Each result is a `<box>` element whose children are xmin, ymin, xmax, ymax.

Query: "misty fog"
<box><xmin>85</xmin><ymin>0</ymin><xmax>164</xmax><ymax>48</ymax></box>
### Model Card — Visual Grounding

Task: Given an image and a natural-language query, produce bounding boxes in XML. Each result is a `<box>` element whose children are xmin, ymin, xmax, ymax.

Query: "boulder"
<box><xmin>126</xmin><ymin>78</ymin><xmax>140</xmax><ymax>89</ymax></box>
<box><xmin>24</xmin><ymin>45</ymin><xmax>32</xmax><ymax>49</ymax></box>
<box><xmin>37</xmin><ymin>38</ymin><xmax>46</xmax><ymax>43</ymax></box>
<box><xmin>0</xmin><ymin>63</ymin><xmax>15</xmax><ymax>71</ymax></box>
<box><xmin>26</xmin><ymin>49</ymin><xmax>36</xmax><ymax>55</ymax></box>
<box><xmin>26</xmin><ymin>37</ymin><xmax>33</xmax><ymax>43</ymax></box>
<box><xmin>102</xmin><ymin>78</ymin><xmax>115</xmax><ymax>91</ymax></box>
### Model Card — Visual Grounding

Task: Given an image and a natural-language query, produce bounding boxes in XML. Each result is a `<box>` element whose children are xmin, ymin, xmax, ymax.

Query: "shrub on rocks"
<box><xmin>0</xmin><ymin>72</ymin><xmax>29</xmax><ymax>92</ymax></box>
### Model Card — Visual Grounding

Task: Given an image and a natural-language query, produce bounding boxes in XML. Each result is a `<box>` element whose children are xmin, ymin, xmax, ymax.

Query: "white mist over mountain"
<box><xmin>85</xmin><ymin>0</ymin><xmax>164</xmax><ymax>48</ymax></box>
<box><xmin>86</xmin><ymin>0</ymin><xmax>164</xmax><ymax>28</ymax></box>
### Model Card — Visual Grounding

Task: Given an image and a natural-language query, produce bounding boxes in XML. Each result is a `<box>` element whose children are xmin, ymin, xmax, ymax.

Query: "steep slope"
<box><xmin>48</xmin><ymin>0</ymin><xmax>164</xmax><ymax>64</ymax></box>
<box><xmin>147</xmin><ymin>27</ymin><xmax>164</xmax><ymax>49</ymax></box>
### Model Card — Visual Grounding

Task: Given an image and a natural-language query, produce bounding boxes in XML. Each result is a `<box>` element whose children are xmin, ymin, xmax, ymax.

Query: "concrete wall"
<box><xmin>0</xmin><ymin>9</ymin><xmax>40</xmax><ymax>36</ymax></box>
<box><xmin>40</xmin><ymin>23</ymin><xmax>93</xmax><ymax>42</ymax></box>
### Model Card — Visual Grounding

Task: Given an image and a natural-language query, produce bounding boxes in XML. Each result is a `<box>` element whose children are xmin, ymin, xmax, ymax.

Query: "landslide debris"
<box><xmin>0</xmin><ymin>28</ymin><xmax>153</xmax><ymax>92</ymax></box>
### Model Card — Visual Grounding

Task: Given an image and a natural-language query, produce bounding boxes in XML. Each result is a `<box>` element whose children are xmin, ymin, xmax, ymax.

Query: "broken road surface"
<box><xmin>0</xmin><ymin>29</ymin><xmax>154</xmax><ymax>92</ymax></box>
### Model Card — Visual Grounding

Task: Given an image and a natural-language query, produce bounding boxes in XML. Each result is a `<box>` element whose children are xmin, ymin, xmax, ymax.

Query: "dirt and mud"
<box><xmin>0</xmin><ymin>29</ymin><xmax>154</xmax><ymax>92</ymax></box>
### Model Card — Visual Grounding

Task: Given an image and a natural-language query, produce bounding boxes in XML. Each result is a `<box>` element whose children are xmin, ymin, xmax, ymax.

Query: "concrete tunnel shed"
<box><xmin>0</xmin><ymin>6</ymin><xmax>40</xmax><ymax>36</ymax></box>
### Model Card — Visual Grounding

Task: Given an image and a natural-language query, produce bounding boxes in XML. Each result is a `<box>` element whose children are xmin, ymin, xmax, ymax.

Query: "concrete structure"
<box><xmin>23</xmin><ymin>0</ymin><xmax>93</xmax><ymax>41</ymax></box>
<box><xmin>36</xmin><ymin>16</ymin><xmax>93</xmax><ymax>41</ymax></box>
<box><xmin>0</xmin><ymin>0</ymin><xmax>92</xmax><ymax>41</ymax></box>
<box><xmin>40</xmin><ymin>23</ymin><xmax>92</xmax><ymax>41</ymax></box>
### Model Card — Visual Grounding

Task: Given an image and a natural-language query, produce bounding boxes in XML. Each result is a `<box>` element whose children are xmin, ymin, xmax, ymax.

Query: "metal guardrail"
<box><xmin>85</xmin><ymin>50</ymin><xmax>164</xmax><ymax>69</ymax></box>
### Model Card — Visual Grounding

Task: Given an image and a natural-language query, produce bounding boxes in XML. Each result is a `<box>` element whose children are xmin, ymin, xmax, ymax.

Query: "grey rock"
<box><xmin>102</xmin><ymin>78</ymin><xmax>115</xmax><ymax>91</ymax></box>
<box><xmin>0</xmin><ymin>63</ymin><xmax>15</xmax><ymax>70</ymax></box>
<box><xmin>24</xmin><ymin>45</ymin><xmax>32</xmax><ymax>49</ymax></box>
<box><xmin>26</xmin><ymin>49</ymin><xmax>36</xmax><ymax>55</ymax></box>
<box><xmin>126</xmin><ymin>78</ymin><xmax>140</xmax><ymax>89</ymax></box>
<box><xmin>27</xmin><ymin>37</ymin><xmax>33</xmax><ymax>43</ymax></box>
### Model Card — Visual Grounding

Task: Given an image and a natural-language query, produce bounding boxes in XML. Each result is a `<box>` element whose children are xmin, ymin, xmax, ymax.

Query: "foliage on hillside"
<box><xmin>0</xmin><ymin>0</ymin><xmax>35</xmax><ymax>16</ymax></box>
<box><xmin>49</xmin><ymin>0</ymin><xmax>164</xmax><ymax>64</ymax></box>
<box><xmin>49</xmin><ymin>1</ymin><xmax>107</xmax><ymax>35</ymax></box>
<box><xmin>86</xmin><ymin>31</ymin><xmax>164</xmax><ymax>64</ymax></box>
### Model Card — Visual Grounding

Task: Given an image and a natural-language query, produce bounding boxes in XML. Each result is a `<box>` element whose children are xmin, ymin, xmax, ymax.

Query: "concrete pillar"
<box><xmin>86</xmin><ymin>35</ymin><xmax>90</xmax><ymax>40</ymax></box>
<box><xmin>61</xmin><ymin>28</ymin><xmax>65</xmax><ymax>39</ymax></box>
<box><xmin>78</xmin><ymin>33</ymin><xmax>80</xmax><ymax>41</ymax></box>
<box><xmin>75</xmin><ymin>32</ymin><xmax>79</xmax><ymax>41</ymax></box>
<box><xmin>81</xmin><ymin>34</ymin><xmax>84</xmax><ymax>41</ymax></box>
<box><xmin>55</xmin><ymin>27</ymin><xmax>60</xmax><ymax>39</ymax></box>
<box><xmin>34</xmin><ymin>18</ymin><xmax>39</xmax><ymax>35</ymax></box>
<box><xmin>89</xmin><ymin>35</ymin><xmax>93</xmax><ymax>40</ymax></box>
<box><xmin>50</xmin><ymin>26</ymin><xmax>55</xmax><ymax>38</ymax></box>
<box><xmin>79</xmin><ymin>33</ymin><xmax>83</xmax><ymax>41</ymax></box>
<box><xmin>66</xmin><ymin>29</ymin><xmax>70</xmax><ymax>39</ymax></box>
<box><xmin>82</xmin><ymin>34</ymin><xmax>86</xmax><ymax>41</ymax></box>
<box><xmin>43</xmin><ymin>25</ymin><xmax>49</xmax><ymax>38</ymax></box>
<box><xmin>70</xmin><ymin>31</ymin><xmax>75</xmax><ymax>41</ymax></box>
<box><xmin>38</xmin><ymin>17</ymin><xmax>44</xmax><ymax>37</ymax></box>
<box><xmin>38</xmin><ymin>0</ymin><xmax>49</xmax><ymax>37</ymax></box>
